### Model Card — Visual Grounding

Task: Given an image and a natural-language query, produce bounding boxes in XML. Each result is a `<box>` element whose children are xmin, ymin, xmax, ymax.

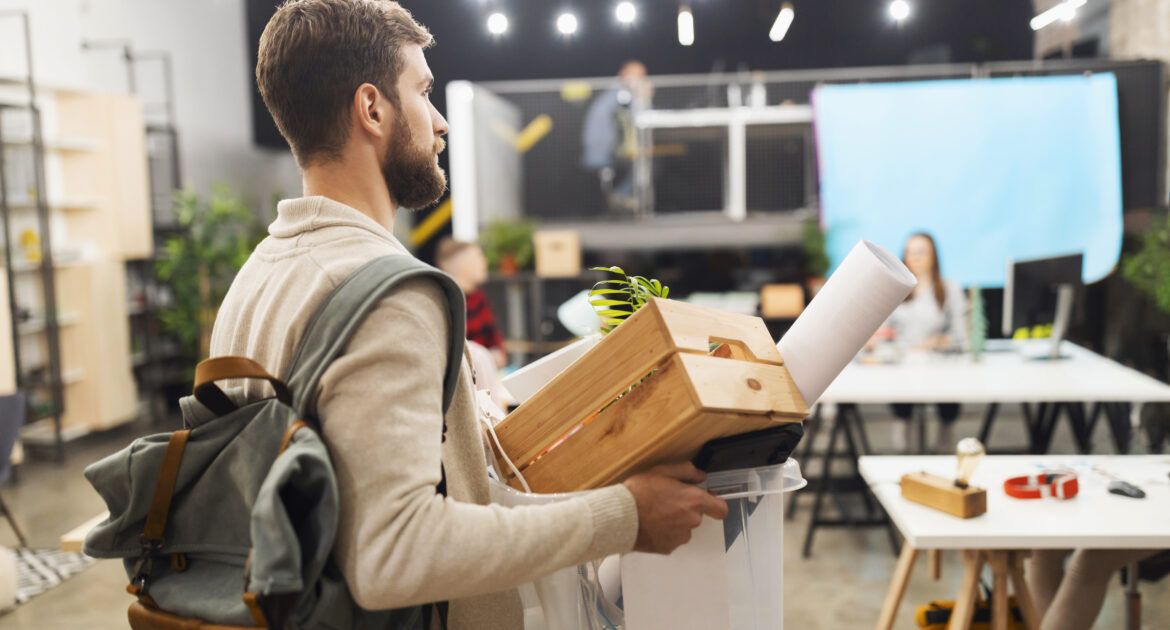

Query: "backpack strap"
<box><xmin>284</xmin><ymin>254</ymin><xmax>466</xmax><ymax>426</ymax></box>
<box><xmin>128</xmin><ymin>429</ymin><xmax>191</xmax><ymax>598</ymax></box>
<box><xmin>283</xmin><ymin>256</ymin><xmax>461</xmax><ymax>628</ymax></box>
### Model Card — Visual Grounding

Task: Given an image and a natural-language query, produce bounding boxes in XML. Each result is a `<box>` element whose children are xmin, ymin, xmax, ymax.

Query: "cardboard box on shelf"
<box><xmin>533</xmin><ymin>230</ymin><xmax>581</xmax><ymax>278</ymax></box>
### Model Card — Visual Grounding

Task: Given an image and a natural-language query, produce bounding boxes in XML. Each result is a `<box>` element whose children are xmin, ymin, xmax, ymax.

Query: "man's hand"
<box><xmin>623</xmin><ymin>462</ymin><xmax>729</xmax><ymax>555</ymax></box>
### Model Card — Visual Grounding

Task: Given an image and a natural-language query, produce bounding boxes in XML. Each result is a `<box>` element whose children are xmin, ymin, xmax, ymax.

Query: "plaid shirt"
<box><xmin>465</xmin><ymin>289</ymin><xmax>504</xmax><ymax>351</ymax></box>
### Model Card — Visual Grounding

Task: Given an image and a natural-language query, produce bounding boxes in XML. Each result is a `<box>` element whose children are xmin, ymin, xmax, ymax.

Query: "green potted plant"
<box><xmin>502</xmin><ymin>266</ymin><xmax>670</xmax><ymax>402</ymax></box>
<box><xmin>480</xmin><ymin>220</ymin><xmax>535</xmax><ymax>275</ymax></box>
<box><xmin>802</xmin><ymin>215</ymin><xmax>830</xmax><ymax>295</ymax></box>
<box><xmin>156</xmin><ymin>186</ymin><xmax>265</xmax><ymax>361</ymax></box>
<box><xmin>1122</xmin><ymin>213</ymin><xmax>1170</xmax><ymax>315</ymax></box>
<box><xmin>588</xmin><ymin>266</ymin><xmax>670</xmax><ymax>334</ymax></box>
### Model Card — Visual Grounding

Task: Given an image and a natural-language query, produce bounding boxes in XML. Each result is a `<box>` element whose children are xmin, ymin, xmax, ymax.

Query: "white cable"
<box><xmin>480</xmin><ymin>405</ymin><xmax>532</xmax><ymax>493</ymax></box>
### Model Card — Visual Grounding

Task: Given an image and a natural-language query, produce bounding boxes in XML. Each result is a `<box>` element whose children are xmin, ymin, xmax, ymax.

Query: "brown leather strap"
<box><xmin>241</xmin><ymin>592</ymin><xmax>268</xmax><ymax>628</ymax></box>
<box><xmin>278</xmin><ymin>420</ymin><xmax>308</xmax><ymax>454</ymax></box>
<box><xmin>144</xmin><ymin>430</ymin><xmax>191</xmax><ymax>543</ymax></box>
<box><xmin>129</xmin><ymin>600</ymin><xmax>265</xmax><ymax>630</ymax></box>
<box><xmin>193</xmin><ymin>357</ymin><xmax>292</xmax><ymax>416</ymax></box>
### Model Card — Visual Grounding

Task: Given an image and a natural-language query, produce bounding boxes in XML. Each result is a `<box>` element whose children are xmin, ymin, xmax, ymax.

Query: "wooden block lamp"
<box><xmin>900</xmin><ymin>438</ymin><xmax>988</xmax><ymax>519</ymax></box>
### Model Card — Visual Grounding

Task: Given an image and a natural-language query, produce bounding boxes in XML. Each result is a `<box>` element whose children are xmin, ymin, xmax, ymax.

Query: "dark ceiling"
<box><xmin>247</xmin><ymin>0</ymin><xmax>1037</xmax><ymax>147</ymax></box>
<box><xmin>405</xmin><ymin>0</ymin><xmax>1035</xmax><ymax>83</ymax></box>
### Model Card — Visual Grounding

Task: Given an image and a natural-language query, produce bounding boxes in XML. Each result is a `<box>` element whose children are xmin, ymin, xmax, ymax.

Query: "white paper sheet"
<box><xmin>501</xmin><ymin>334</ymin><xmax>600</xmax><ymax>404</ymax></box>
<box><xmin>621</xmin><ymin>517</ymin><xmax>731</xmax><ymax>630</ymax></box>
<box><xmin>777</xmin><ymin>240</ymin><xmax>917</xmax><ymax>404</ymax></box>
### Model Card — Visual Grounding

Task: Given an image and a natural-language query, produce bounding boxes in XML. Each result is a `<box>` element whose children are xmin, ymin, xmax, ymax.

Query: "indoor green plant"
<box><xmin>588</xmin><ymin>266</ymin><xmax>670</xmax><ymax>334</ymax></box>
<box><xmin>156</xmin><ymin>186</ymin><xmax>265</xmax><ymax>360</ymax></box>
<box><xmin>1122</xmin><ymin>213</ymin><xmax>1170</xmax><ymax>314</ymax></box>
<box><xmin>802</xmin><ymin>215</ymin><xmax>830</xmax><ymax>294</ymax></box>
<box><xmin>480</xmin><ymin>220</ymin><xmax>535</xmax><ymax>275</ymax></box>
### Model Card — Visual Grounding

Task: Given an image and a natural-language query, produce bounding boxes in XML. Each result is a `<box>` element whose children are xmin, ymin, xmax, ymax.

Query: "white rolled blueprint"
<box><xmin>777</xmin><ymin>240</ymin><xmax>917</xmax><ymax>405</ymax></box>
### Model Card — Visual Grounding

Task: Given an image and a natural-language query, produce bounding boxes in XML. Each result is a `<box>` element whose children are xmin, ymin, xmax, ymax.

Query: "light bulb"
<box><xmin>556</xmin><ymin>12</ymin><xmax>579</xmax><ymax>36</ymax></box>
<box><xmin>954</xmin><ymin>437</ymin><xmax>985</xmax><ymax>489</ymax></box>
<box><xmin>678</xmin><ymin>5</ymin><xmax>694</xmax><ymax>46</ymax></box>
<box><xmin>769</xmin><ymin>3</ymin><xmax>795</xmax><ymax>42</ymax></box>
<box><xmin>889</xmin><ymin>0</ymin><xmax>911</xmax><ymax>22</ymax></box>
<box><xmin>487</xmin><ymin>13</ymin><xmax>509</xmax><ymax>36</ymax></box>
<box><xmin>615</xmin><ymin>1</ymin><xmax>637</xmax><ymax>25</ymax></box>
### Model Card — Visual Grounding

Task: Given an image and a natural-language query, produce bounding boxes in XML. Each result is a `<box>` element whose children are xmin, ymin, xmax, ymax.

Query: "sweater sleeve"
<box><xmin>316</xmin><ymin>277</ymin><xmax>638</xmax><ymax>610</ymax></box>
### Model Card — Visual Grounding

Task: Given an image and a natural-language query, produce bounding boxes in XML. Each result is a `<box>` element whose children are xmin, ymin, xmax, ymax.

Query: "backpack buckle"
<box><xmin>129</xmin><ymin>537</ymin><xmax>165</xmax><ymax>595</ymax></box>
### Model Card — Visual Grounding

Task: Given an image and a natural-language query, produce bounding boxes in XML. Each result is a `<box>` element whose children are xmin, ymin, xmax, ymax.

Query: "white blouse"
<box><xmin>886</xmin><ymin>279</ymin><xmax>969</xmax><ymax>349</ymax></box>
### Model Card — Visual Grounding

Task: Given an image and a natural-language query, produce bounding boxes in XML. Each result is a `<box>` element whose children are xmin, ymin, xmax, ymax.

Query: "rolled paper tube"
<box><xmin>777</xmin><ymin>240</ymin><xmax>917</xmax><ymax>405</ymax></box>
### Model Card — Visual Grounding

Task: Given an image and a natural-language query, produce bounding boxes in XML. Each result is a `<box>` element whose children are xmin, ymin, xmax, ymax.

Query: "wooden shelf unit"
<box><xmin>0</xmin><ymin>89</ymin><xmax>152</xmax><ymax>447</ymax></box>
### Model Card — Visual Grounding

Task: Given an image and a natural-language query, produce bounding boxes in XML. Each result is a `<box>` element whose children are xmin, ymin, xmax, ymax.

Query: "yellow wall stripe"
<box><xmin>410</xmin><ymin>198</ymin><xmax>453</xmax><ymax>248</ymax></box>
<box><xmin>515</xmin><ymin>114</ymin><xmax>553</xmax><ymax>153</ymax></box>
<box><xmin>411</xmin><ymin>114</ymin><xmax>552</xmax><ymax>248</ymax></box>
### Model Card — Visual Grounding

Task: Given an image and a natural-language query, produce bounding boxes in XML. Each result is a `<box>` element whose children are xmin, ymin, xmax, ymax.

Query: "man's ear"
<box><xmin>352</xmin><ymin>83</ymin><xmax>394</xmax><ymax>141</ymax></box>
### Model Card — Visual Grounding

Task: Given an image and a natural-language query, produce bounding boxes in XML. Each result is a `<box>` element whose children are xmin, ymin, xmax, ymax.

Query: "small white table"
<box><xmin>859</xmin><ymin>455</ymin><xmax>1170</xmax><ymax>630</ymax></box>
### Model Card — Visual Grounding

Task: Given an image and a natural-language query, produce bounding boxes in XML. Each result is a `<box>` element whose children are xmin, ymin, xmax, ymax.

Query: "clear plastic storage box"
<box><xmin>495</xmin><ymin>459</ymin><xmax>806</xmax><ymax>630</ymax></box>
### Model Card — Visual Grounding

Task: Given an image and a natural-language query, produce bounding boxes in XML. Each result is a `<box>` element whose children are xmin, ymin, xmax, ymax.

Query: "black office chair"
<box><xmin>0</xmin><ymin>394</ymin><xmax>28</xmax><ymax>548</ymax></box>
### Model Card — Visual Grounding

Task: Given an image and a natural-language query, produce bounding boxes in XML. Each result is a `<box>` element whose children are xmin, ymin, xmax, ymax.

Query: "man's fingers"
<box><xmin>699</xmin><ymin>493</ymin><xmax>729</xmax><ymax>520</ymax></box>
<box><xmin>652</xmin><ymin>462</ymin><xmax>707</xmax><ymax>484</ymax></box>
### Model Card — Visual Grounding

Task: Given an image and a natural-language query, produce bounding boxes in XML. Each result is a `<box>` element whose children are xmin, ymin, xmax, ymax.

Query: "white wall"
<box><xmin>0</xmin><ymin>0</ymin><xmax>300</xmax><ymax>213</ymax></box>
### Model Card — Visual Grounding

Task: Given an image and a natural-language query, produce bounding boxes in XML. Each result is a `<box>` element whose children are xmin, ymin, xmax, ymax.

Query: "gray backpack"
<box><xmin>84</xmin><ymin>256</ymin><xmax>465</xmax><ymax>629</ymax></box>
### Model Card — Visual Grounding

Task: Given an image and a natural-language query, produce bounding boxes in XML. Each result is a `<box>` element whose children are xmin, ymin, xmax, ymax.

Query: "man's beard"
<box><xmin>382</xmin><ymin>119</ymin><xmax>447</xmax><ymax>210</ymax></box>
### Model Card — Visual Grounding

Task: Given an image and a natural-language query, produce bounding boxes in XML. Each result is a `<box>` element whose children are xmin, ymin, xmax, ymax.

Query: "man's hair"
<box><xmin>435</xmin><ymin>237</ymin><xmax>477</xmax><ymax>269</ymax></box>
<box><xmin>256</xmin><ymin>0</ymin><xmax>433</xmax><ymax>166</ymax></box>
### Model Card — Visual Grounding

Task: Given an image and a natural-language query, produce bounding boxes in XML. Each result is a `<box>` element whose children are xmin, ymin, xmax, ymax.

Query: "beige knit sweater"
<box><xmin>209</xmin><ymin>196</ymin><xmax>638</xmax><ymax>629</ymax></box>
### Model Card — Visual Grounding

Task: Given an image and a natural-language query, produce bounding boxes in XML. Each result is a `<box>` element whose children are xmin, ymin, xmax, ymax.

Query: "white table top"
<box><xmin>859</xmin><ymin>455</ymin><xmax>1170</xmax><ymax>549</ymax></box>
<box><xmin>819</xmin><ymin>342</ymin><xmax>1170</xmax><ymax>405</ymax></box>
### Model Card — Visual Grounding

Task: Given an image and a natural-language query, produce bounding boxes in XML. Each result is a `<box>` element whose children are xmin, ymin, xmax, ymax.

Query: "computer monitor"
<box><xmin>1002</xmin><ymin>253</ymin><xmax>1083</xmax><ymax>359</ymax></box>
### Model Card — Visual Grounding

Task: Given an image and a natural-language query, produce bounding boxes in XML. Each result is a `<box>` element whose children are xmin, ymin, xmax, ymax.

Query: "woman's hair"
<box><xmin>904</xmin><ymin>232</ymin><xmax>946</xmax><ymax>308</ymax></box>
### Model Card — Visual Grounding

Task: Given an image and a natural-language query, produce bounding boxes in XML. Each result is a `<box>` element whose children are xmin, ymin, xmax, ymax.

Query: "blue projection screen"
<box><xmin>814</xmin><ymin>74</ymin><xmax>1122</xmax><ymax>287</ymax></box>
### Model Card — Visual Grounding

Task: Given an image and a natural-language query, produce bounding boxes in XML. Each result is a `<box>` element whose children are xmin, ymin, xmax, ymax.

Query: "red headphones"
<box><xmin>1003</xmin><ymin>470</ymin><xmax>1079</xmax><ymax>500</ymax></box>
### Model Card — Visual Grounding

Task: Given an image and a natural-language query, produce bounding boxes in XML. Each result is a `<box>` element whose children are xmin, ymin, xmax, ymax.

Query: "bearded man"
<box><xmin>210</xmin><ymin>1</ymin><xmax>727</xmax><ymax>627</ymax></box>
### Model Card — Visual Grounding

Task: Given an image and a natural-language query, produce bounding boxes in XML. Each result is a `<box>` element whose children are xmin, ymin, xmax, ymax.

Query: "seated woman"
<box><xmin>879</xmin><ymin>232</ymin><xmax>968</xmax><ymax>452</ymax></box>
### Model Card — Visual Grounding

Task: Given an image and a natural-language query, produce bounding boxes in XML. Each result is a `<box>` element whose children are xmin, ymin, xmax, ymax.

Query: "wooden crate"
<box><xmin>493</xmin><ymin>298</ymin><xmax>807</xmax><ymax>493</ymax></box>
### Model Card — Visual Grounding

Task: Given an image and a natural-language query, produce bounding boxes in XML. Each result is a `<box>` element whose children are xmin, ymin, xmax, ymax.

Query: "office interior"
<box><xmin>0</xmin><ymin>0</ymin><xmax>1167</xmax><ymax>628</ymax></box>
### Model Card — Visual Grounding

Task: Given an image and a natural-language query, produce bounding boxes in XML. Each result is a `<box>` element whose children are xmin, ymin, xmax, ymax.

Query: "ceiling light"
<box><xmin>486</xmin><ymin>12</ymin><xmax>508</xmax><ymax>36</ymax></box>
<box><xmin>769</xmin><ymin>3</ymin><xmax>795</xmax><ymax>42</ymax></box>
<box><xmin>556</xmin><ymin>12</ymin><xmax>579</xmax><ymax>36</ymax></box>
<box><xmin>1031</xmin><ymin>0</ymin><xmax>1086</xmax><ymax>30</ymax></box>
<box><xmin>615</xmin><ymin>2</ymin><xmax>637</xmax><ymax>25</ymax></box>
<box><xmin>678</xmin><ymin>5</ymin><xmax>694</xmax><ymax>46</ymax></box>
<box><xmin>889</xmin><ymin>0</ymin><xmax>911</xmax><ymax>22</ymax></box>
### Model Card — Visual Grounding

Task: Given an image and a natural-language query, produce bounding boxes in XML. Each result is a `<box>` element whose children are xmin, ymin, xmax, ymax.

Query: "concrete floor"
<box><xmin>0</xmin><ymin>405</ymin><xmax>1164</xmax><ymax>629</ymax></box>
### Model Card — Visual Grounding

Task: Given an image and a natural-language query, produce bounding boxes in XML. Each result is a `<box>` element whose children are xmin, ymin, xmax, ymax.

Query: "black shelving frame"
<box><xmin>0</xmin><ymin>10</ymin><xmax>67</xmax><ymax>460</ymax></box>
<box><xmin>82</xmin><ymin>41</ymin><xmax>187</xmax><ymax>423</ymax></box>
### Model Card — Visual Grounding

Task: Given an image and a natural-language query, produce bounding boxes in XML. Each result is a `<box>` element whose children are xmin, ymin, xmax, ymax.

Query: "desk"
<box><xmin>821</xmin><ymin>342</ymin><xmax>1170</xmax><ymax>454</ymax></box>
<box><xmin>860</xmin><ymin>455</ymin><xmax>1170</xmax><ymax>630</ymax></box>
<box><xmin>822</xmin><ymin>342</ymin><xmax>1170</xmax><ymax>404</ymax></box>
<box><xmin>795</xmin><ymin>342</ymin><xmax>1170</xmax><ymax>558</ymax></box>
